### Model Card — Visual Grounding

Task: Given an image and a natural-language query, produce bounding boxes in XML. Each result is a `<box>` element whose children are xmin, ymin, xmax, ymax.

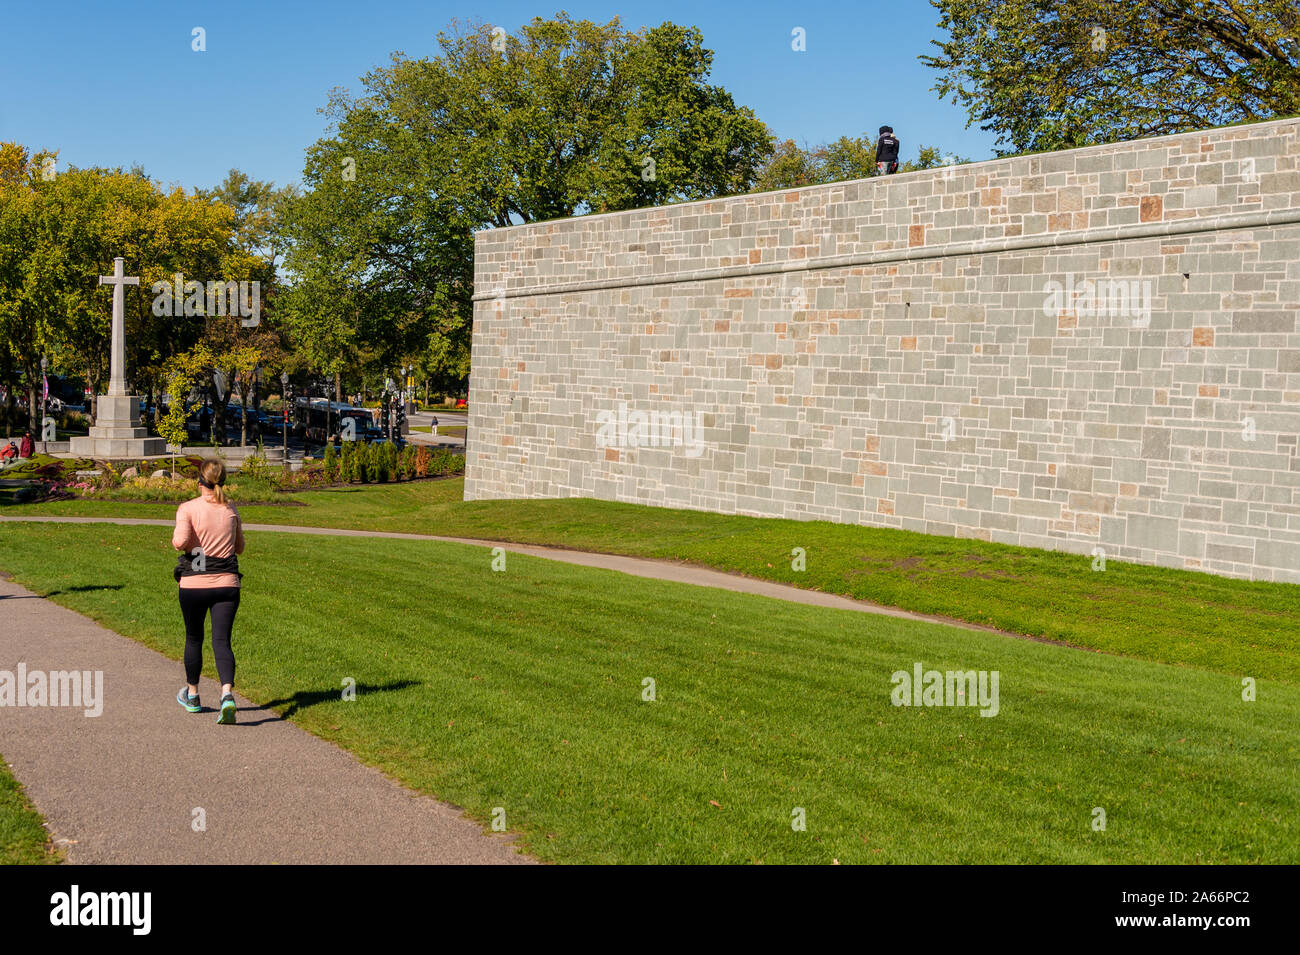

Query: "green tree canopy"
<box><xmin>378</xmin><ymin>13</ymin><xmax>773</xmax><ymax>223</ymax></box>
<box><xmin>924</xmin><ymin>0</ymin><xmax>1300</xmax><ymax>155</ymax></box>
<box><xmin>0</xmin><ymin>143</ymin><xmax>271</xmax><ymax>432</ymax></box>
<box><xmin>199</xmin><ymin>169</ymin><xmax>297</xmax><ymax>270</ymax></box>
<box><xmin>279</xmin><ymin>12</ymin><xmax>774</xmax><ymax>392</ymax></box>
<box><xmin>754</xmin><ymin>135</ymin><xmax>969</xmax><ymax>191</ymax></box>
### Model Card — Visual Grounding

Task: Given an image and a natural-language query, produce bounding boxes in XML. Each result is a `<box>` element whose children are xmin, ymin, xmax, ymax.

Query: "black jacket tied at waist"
<box><xmin>174</xmin><ymin>552</ymin><xmax>242</xmax><ymax>582</ymax></box>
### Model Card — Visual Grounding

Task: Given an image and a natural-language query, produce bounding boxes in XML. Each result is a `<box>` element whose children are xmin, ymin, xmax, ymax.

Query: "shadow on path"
<box><xmin>254</xmin><ymin>679</ymin><xmax>422</xmax><ymax>722</ymax></box>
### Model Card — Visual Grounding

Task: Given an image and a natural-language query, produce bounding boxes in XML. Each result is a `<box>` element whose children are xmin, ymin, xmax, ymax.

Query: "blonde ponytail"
<box><xmin>199</xmin><ymin>459</ymin><xmax>229</xmax><ymax>505</ymax></box>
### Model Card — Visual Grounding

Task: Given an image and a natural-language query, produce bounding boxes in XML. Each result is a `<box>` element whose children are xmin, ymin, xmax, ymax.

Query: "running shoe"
<box><xmin>217</xmin><ymin>693</ymin><xmax>237</xmax><ymax>725</ymax></box>
<box><xmin>176</xmin><ymin>687</ymin><xmax>201</xmax><ymax>713</ymax></box>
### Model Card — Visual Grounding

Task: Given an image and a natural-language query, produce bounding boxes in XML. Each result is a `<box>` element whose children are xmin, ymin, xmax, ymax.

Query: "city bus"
<box><xmin>292</xmin><ymin>398</ymin><xmax>380</xmax><ymax>448</ymax></box>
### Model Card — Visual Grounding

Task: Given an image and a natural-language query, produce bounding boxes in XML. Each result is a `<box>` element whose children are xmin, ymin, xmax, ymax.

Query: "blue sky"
<box><xmin>0</xmin><ymin>0</ymin><xmax>995</xmax><ymax>193</ymax></box>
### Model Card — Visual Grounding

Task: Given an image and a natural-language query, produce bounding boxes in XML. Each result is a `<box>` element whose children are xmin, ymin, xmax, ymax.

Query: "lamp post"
<box><xmin>39</xmin><ymin>355</ymin><xmax>48</xmax><ymax>453</ymax></box>
<box><xmin>249</xmin><ymin>365</ymin><xmax>261</xmax><ymax>446</ymax></box>
<box><xmin>398</xmin><ymin>364</ymin><xmax>411</xmax><ymax>442</ymax></box>
<box><xmin>280</xmin><ymin>371</ymin><xmax>290</xmax><ymax>470</ymax></box>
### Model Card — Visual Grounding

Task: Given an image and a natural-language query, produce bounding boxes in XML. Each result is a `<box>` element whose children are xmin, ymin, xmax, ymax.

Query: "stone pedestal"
<box><xmin>69</xmin><ymin>394</ymin><xmax>166</xmax><ymax>458</ymax></box>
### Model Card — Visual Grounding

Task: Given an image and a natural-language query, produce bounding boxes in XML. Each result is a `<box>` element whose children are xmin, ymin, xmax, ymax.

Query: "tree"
<box><xmin>197</xmin><ymin>303</ymin><xmax>283</xmax><ymax>447</ymax></box>
<box><xmin>0</xmin><ymin>145</ymin><xmax>239</xmax><ymax>435</ymax></box>
<box><xmin>41</xmin><ymin>168</ymin><xmax>231</xmax><ymax>422</ymax></box>
<box><xmin>199</xmin><ymin>169</ymin><xmax>296</xmax><ymax>271</ymax></box>
<box><xmin>279</xmin><ymin>12</ymin><xmax>773</xmax><ymax>397</ymax></box>
<box><xmin>904</xmin><ymin>145</ymin><xmax>964</xmax><ymax>172</ymax></box>
<box><xmin>923</xmin><ymin>0</ymin><xmax>1300</xmax><ymax>155</ymax></box>
<box><xmin>0</xmin><ymin>144</ymin><xmax>55</xmax><ymax>434</ymax></box>
<box><xmin>157</xmin><ymin>343</ymin><xmax>212</xmax><ymax>450</ymax></box>
<box><xmin>371</xmin><ymin>14</ymin><xmax>772</xmax><ymax>224</ymax></box>
<box><xmin>818</xmin><ymin>136</ymin><xmax>878</xmax><ymax>183</ymax></box>
<box><xmin>753</xmin><ymin>139</ymin><xmax>821</xmax><ymax>191</ymax></box>
<box><xmin>188</xmin><ymin>170</ymin><xmax>292</xmax><ymax>444</ymax></box>
<box><xmin>224</xmin><ymin>345</ymin><xmax>265</xmax><ymax>448</ymax></box>
<box><xmin>753</xmin><ymin>134</ymin><xmax>968</xmax><ymax>190</ymax></box>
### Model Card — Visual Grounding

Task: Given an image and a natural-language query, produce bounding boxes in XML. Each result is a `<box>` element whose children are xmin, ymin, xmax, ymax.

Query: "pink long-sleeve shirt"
<box><xmin>173</xmin><ymin>492</ymin><xmax>245</xmax><ymax>589</ymax></box>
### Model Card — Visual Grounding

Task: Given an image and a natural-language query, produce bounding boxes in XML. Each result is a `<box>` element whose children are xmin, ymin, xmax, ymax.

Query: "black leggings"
<box><xmin>179</xmin><ymin>587</ymin><xmax>240</xmax><ymax>687</ymax></box>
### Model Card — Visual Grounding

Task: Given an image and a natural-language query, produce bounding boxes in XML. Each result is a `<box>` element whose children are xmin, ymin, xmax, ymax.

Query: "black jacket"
<box><xmin>875</xmin><ymin>133</ymin><xmax>900</xmax><ymax>164</ymax></box>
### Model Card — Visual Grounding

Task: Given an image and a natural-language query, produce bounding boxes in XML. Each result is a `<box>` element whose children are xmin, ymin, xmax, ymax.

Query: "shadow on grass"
<box><xmin>239</xmin><ymin>679</ymin><xmax>423</xmax><ymax>725</ymax></box>
<box><xmin>0</xmin><ymin>583</ymin><xmax>127</xmax><ymax>599</ymax></box>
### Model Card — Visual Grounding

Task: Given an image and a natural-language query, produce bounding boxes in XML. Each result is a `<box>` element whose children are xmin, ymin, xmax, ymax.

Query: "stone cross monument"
<box><xmin>69</xmin><ymin>257</ymin><xmax>165</xmax><ymax>457</ymax></box>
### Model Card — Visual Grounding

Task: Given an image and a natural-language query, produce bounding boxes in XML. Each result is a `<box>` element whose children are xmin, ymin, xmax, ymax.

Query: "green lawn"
<box><xmin>0</xmin><ymin>521</ymin><xmax>1296</xmax><ymax>864</ymax></box>
<box><xmin>7</xmin><ymin>479</ymin><xmax>1298</xmax><ymax>684</ymax></box>
<box><xmin>0</xmin><ymin>757</ymin><xmax>58</xmax><ymax>864</ymax></box>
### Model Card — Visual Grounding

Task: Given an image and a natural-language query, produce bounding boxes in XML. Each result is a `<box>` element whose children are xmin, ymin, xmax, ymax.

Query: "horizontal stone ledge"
<box><xmin>472</xmin><ymin>205</ymin><xmax>1300</xmax><ymax>303</ymax></box>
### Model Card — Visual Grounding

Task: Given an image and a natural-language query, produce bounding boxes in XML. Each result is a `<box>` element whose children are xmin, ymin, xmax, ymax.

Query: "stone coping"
<box><xmin>473</xmin><ymin>204</ymin><xmax>1300</xmax><ymax>301</ymax></box>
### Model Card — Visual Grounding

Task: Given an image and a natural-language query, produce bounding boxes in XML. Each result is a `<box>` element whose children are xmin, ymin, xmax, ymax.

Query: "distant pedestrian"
<box><xmin>173</xmin><ymin>459</ymin><xmax>245</xmax><ymax>724</ymax></box>
<box><xmin>1</xmin><ymin>441</ymin><xmax>16</xmax><ymax>463</ymax></box>
<box><xmin>18</xmin><ymin>432</ymin><xmax>33</xmax><ymax>458</ymax></box>
<box><xmin>875</xmin><ymin>125</ymin><xmax>900</xmax><ymax>176</ymax></box>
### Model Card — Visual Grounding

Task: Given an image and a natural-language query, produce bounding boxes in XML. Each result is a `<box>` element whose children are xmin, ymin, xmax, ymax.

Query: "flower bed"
<box><xmin>1</xmin><ymin>448</ymin><xmax>465</xmax><ymax>504</ymax></box>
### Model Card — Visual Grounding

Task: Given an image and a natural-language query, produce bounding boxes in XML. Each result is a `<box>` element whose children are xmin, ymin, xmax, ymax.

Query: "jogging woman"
<box><xmin>173</xmin><ymin>459</ymin><xmax>244</xmax><ymax>724</ymax></box>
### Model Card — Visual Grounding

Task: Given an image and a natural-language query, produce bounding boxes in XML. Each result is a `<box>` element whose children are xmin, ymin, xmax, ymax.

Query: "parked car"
<box><xmin>227</xmin><ymin>404</ymin><xmax>265</xmax><ymax>437</ymax></box>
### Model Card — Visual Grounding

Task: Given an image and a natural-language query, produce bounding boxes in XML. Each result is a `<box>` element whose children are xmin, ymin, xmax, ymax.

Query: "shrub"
<box><xmin>427</xmin><ymin>448</ymin><xmax>465</xmax><ymax>476</ymax></box>
<box><xmin>91</xmin><ymin>475</ymin><xmax>198</xmax><ymax>502</ymax></box>
<box><xmin>271</xmin><ymin>460</ymin><xmax>326</xmax><ymax>491</ymax></box>
<box><xmin>323</xmin><ymin>445</ymin><xmax>338</xmax><ymax>482</ymax></box>
<box><xmin>239</xmin><ymin>448</ymin><xmax>276</xmax><ymax>483</ymax></box>
<box><xmin>59</xmin><ymin>410</ymin><xmax>91</xmax><ymax>433</ymax></box>
<box><xmin>94</xmin><ymin>464</ymin><xmax>120</xmax><ymax>490</ymax></box>
<box><xmin>173</xmin><ymin>455</ymin><xmax>206</xmax><ymax>479</ymax></box>
<box><xmin>301</xmin><ymin>461</ymin><xmax>327</xmax><ymax>487</ymax></box>
<box><xmin>14</xmin><ymin>480</ymin><xmax>73</xmax><ymax>503</ymax></box>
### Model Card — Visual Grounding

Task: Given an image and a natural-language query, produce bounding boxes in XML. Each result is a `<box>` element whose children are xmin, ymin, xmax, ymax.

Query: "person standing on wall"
<box><xmin>875</xmin><ymin>125</ymin><xmax>900</xmax><ymax>176</ymax></box>
<box><xmin>173</xmin><ymin>459</ymin><xmax>245</xmax><ymax>724</ymax></box>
